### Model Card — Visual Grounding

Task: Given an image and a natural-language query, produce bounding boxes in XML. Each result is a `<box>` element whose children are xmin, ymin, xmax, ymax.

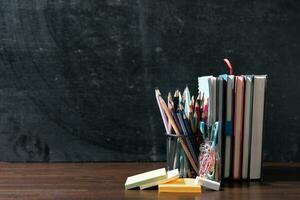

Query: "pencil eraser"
<box><xmin>195</xmin><ymin>176</ymin><xmax>220</xmax><ymax>191</ymax></box>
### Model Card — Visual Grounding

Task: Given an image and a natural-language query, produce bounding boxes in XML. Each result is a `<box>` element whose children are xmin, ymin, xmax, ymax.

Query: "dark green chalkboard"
<box><xmin>0</xmin><ymin>0</ymin><xmax>299</xmax><ymax>162</ymax></box>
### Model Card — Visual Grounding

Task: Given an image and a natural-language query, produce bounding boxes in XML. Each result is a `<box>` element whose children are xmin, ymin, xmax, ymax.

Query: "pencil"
<box><xmin>155</xmin><ymin>89</ymin><xmax>170</xmax><ymax>134</ymax></box>
<box><xmin>167</xmin><ymin>92</ymin><xmax>173</xmax><ymax>134</ymax></box>
<box><xmin>173</xmin><ymin>90</ymin><xmax>179</xmax><ymax>112</ymax></box>
<box><xmin>183</xmin><ymin>86</ymin><xmax>191</xmax><ymax>118</ymax></box>
<box><xmin>189</xmin><ymin>97</ymin><xmax>195</xmax><ymax>132</ymax></box>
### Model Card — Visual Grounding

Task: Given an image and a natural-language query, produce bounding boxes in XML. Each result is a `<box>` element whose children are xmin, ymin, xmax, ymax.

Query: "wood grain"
<box><xmin>0</xmin><ymin>162</ymin><xmax>298</xmax><ymax>199</ymax></box>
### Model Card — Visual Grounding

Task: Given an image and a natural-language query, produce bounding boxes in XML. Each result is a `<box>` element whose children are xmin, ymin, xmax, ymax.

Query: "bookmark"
<box><xmin>224</xmin><ymin>58</ymin><xmax>233</xmax><ymax>75</ymax></box>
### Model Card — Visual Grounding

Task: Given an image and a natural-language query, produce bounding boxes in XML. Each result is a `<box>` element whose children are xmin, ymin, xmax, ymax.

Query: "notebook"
<box><xmin>223</xmin><ymin>75</ymin><xmax>235</xmax><ymax>178</ymax></box>
<box><xmin>125</xmin><ymin>168</ymin><xmax>166</xmax><ymax>190</ymax></box>
<box><xmin>216</xmin><ymin>77</ymin><xmax>225</xmax><ymax>180</ymax></box>
<box><xmin>159</xmin><ymin>178</ymin><xmax>201</xmax><ymax>193</ymax></box>
<box><xmin>242</xmin><ymin>75</ymin><xmax>254</xmax><ymax>179</ymax></box>
<box><xmin>198</xmin><ymin>76</ymin><xmax>217</xmax><ymax>126</ymax></box>
<box><xmin>249</xmin><ymin>75</ymin><xmax>267</xmax><ymax>180</ymax></box>
<box><xmin>233</xmin><ymin>76</ymin><xmax>245</xmax><ymax>179</ymax></box>
<box><xmin>209</xmin><ymin>77</ymin><xmax>217</xmax><ymax>125</ymax></box>
<box><xmin>198</xmin><ymin>76</ymin><xmax>211</xmax><ymax>118</ymax></box>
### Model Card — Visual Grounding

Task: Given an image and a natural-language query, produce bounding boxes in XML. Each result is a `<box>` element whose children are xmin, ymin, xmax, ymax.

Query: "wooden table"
<box><xmin>0</xmin><ymin>162</ymin><xmax>299</xmax><ymax>199</ymax></box>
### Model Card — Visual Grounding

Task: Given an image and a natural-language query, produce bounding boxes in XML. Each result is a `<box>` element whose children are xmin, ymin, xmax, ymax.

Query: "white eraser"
<box><xmin>195</xmin><ymin>176</ymin><xmax>220</xmax><ymax>191</ymax></box>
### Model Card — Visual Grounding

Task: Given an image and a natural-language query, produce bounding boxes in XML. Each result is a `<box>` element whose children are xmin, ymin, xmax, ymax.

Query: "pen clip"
<box><xmin>200</xmin><ymin>121</ymin><xmax>206</xmax><ymax>141</ymax></box>
<box><xmin>211</xmin><ymin>122</ymin><xmax>219</xmax><ymax>149</ymax></box>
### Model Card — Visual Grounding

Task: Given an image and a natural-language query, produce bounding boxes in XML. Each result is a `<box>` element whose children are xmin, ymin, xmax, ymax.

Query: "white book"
<box><xmin>250</xmin><ymin>75</ymin><xmax>267</xmax><ymax>179</ymax></box>
<box><xmin>209</xmin><ymin>77</ymin><xmax>217</xmax><ymax>125</ymax></box>
<box><xmin>242</xmin><ymin>75</ymin><xmax>254</xmax><ymax>179</ymax></box>
<box><xmin>198</xmin><ymin>76</ymin><xmax>217</xmax><ymax>126</ymax></box>
<box><xmin>140</xmin><ymin>169</ymin><xmax>179</xmax><ymax>190</ymax></box>
<box><xmin>125</xmin><ymin>168</ymin><xmax>166</xmax><ymax>190</ymax></box>
<box><xmin>217</xmin><ymin>77</ymin><xmax>225</xmax><ymax>180</ymax></box>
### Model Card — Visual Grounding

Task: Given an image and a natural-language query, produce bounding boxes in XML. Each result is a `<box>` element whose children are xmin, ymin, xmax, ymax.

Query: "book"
<box><xmin>140</xmin><ymin>169</ymin><xmax>179</xmax><ymax>190</ymax></box>
<box><xmin>217</xmin><ymin>76</ymin><xmax>226</xmax><ymax>180</ymax></box>
<box><xmin>242</xmin><ymin>75</ymin><xmax>254</xmax><ymax>179</ymax></box>
<box><xmin>209</xmin><ymin>77</ymin><xmax>217</xmax><ymax>125</ymax></box>
<box><xmin>198</xmin><ymin>76</ymin><xmax>212</xmax><ymax>123</ymax></box>
<box><xmin>159</xmin><ymin>178</ymin><xmax>201</xmax><ymax>193</ymax></box>
<box><xmin>233</xmin><ymin>76</ymin><xmax>245</xmax><ymax>179</ymax></box>
<box><xmin>223</xmin><ymin>75</ymin><xmax>235</xmax><ymax>178</ymax></box>
<box><xmin>124</xmin><ymin>168</ymin><xmax>166</xmax><ymax>190</ymax></box>
<box><xmin>198</xmin><ymin>76</ymin><xmax>217</xmax><ymax>126</ymax></box>
<box><xmin>249</xmin><ymin>75</ymin><xmax>267</xmax><ymax>180</ymax></box>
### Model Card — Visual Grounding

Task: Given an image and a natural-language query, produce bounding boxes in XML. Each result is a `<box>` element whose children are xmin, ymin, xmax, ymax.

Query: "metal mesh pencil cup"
<box><xmin>166</xmin><ymin>133</ymin><xmax>197</xmax><ymax>178</ymax></box>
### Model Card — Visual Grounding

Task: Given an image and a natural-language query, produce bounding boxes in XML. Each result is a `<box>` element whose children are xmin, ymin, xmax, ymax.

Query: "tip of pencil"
<box><xmin>174</xmin><ymin>90</ymin><xmax>179</xmax><ymax>97</ymax></box>
<box><xmin>155</xmin><ymin>88</ymin><xmax>161</xmax><ymax>96</ymax></box>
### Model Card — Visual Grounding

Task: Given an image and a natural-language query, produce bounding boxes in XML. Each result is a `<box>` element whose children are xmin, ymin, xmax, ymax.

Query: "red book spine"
<box><xmin>233</xmin><ymin>76</ymin><xmax>245</xmax><ymax>179</ymax></box>
<box><xmin>233</xmin><ymin>77</ymin><xmax>237</xmax><ymax>179</ymax></box>
<box><xmin>239</xmin><ymin>78</ymin><xmax>245</xmax><ymax>179</ymax></box>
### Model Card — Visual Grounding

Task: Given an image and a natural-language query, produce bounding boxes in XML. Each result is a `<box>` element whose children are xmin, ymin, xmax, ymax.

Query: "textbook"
<box><xmin>125</xmin><ymin>168</ymin><xmax>166</xmax><ymax>190</ymax></box>
<box><xmin>140</xmin><ymin>169</ymin><xmax>179</xmax><ymax>190</ymax></box>
<box><xmin>159</xmin><ymin>178</ymin><xmax>201</xmax><ymax>193</ymax></box>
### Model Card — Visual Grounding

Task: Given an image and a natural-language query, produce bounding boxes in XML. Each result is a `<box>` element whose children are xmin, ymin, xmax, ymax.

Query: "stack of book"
<box><xmin>198</xmin><ymin>74</ymin><xmax>267</xmax><ymax>180</ymax></box>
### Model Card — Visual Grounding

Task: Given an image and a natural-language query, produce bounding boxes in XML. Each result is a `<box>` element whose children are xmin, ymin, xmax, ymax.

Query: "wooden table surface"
<box><xmin>0</xmin><ymin>162</ymin><xmax>299</xmax><ymax>199</ymax></box>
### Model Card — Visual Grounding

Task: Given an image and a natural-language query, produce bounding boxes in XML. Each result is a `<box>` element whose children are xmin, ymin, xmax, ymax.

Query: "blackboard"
<box><xmin>0</xmin><ymin>0</ymin><xmax>299</xmax><ymax>162</ymax></box>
